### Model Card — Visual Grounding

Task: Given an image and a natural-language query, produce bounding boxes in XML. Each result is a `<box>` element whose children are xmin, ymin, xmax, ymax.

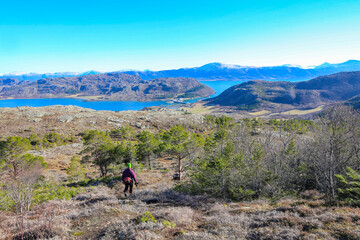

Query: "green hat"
<box><xmin>127</xmin><ymin>163</ymin><xmax>131</xmax><ymax>168</ymax></box>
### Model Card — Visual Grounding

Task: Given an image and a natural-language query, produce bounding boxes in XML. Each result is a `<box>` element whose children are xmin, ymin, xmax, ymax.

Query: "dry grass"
<box><xmin>249</xmin><ymin>110</ymin><xmax>271</xmax><ymax>116</ymax></box>
<box><xmin>281</xmin><ymin>105</ymin><xmax>324</xmax><ymax>116</ymax></box>
<box><xmin>180</xmin><ymin>102</ymin><xmax>215</xmax><ymax>114</ymax></box>
<box><xmin>2</xmin><ymin>175</ymin><xmax>360</xmax><ymax>239</ymax></box>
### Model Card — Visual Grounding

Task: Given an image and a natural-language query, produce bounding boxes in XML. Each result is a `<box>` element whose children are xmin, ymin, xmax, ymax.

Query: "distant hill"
<box><xmin>2</xmin><ymin>60</ymin><xmax>360</xmax><ymax>81</ymax></box>
<box><xmin>205</xmin><ymin>71</ymin><xmax>360</xmax><ymax>110</ymax></box>
<box><xmin>122</xmin><ymin>60</ymin><xmax>360</xmax><ymax>80</ymax></box>
<box><xmin>0</xmin><ymin>73</ymin><xmax>215</xmax><ymax>101</ymax></box>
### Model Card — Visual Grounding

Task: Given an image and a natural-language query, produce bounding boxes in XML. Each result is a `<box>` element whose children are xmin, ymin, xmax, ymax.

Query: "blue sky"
<box><xmin>1</xmin><ymin>0</ymin><xmax>360</xmax><ymax>73</ymax></box>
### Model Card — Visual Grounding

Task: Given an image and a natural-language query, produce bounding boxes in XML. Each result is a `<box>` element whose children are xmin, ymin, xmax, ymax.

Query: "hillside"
<box><xmin>345</xmin><ymin>95</ymin><xmax>360</xmax><ymax>109</ymax></box>
<box><xmin>1</xmin><ymin>106</ymin><xmax>360</xmax><ymax>239</ymax></box>
<box><xmin>205</xmin><ymin>71</ymin><xmax>360</xmax><ymax>110</ymax></box>
<box><xmin>0</xmin><ymin>73</ymin><xmax>215</xmax><ymax>101</ymax></box>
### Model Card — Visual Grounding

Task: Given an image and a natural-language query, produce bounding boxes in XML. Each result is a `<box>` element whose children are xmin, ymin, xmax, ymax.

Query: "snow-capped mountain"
<box><xmin>1</xmin><ymin>60</ymin><xmax>360</xmax><ymax>81</ymax></box>
<box><xmin>0</xmin><ymin>71</ymin><xmax>102</xmax><ymax>81</ymax></box>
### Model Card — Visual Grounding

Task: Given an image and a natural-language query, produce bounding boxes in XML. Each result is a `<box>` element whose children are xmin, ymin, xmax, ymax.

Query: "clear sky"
<box><xmin>1</xmin><ymin>0</ymin><xmax>360</xmax><ymax>73</ymax></box>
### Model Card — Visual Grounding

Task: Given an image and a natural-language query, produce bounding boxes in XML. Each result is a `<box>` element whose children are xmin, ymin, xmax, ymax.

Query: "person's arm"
<box><xmin>131</xmin><ymin>169</ymin><xmax>138</xmax><ymax>183</ymax></box>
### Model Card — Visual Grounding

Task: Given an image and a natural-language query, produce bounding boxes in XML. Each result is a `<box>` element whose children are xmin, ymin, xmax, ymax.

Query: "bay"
<box><xmin>0</xmin><ymin>98</ymin><xmax>168</xmax><ymax>111</ymax></box>
<box><xmin>199</xmin><ymin>80</ymin><xmax>244</xmax><ymax>97</ymax></box>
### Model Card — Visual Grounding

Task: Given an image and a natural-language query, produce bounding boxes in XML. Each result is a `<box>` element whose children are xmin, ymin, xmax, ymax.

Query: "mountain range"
<box><xmin>0</xmin><ymin>71</ymin><xmax>103</xmax><ymax>81</ymax></box>
<box><xmin>205</xmin><ymin>71</ymin><xmax>360</xmax><ymax>110</ymax></box>
<box><xmin>0</xmin><ymin>73</ymin><xmax>215</xmax><ymax>101</ymax></box>
<box><xmin>2</xmin><ymin>60</ymin><xmax>360</xmax><ymax>81</ymax></box>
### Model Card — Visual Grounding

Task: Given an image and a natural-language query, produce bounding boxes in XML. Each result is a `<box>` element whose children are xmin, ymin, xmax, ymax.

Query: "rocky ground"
<box><xmin>0</xmin><ymin>105</ymin><xmax>206</xmax><ymax>138</ymax></box>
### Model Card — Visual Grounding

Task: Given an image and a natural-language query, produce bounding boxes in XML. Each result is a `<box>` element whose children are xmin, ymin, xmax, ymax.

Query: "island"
<box><xmin>0</xmin><ymin>72</ymin><xmax>215</xmax><ymax>101</ymax></box>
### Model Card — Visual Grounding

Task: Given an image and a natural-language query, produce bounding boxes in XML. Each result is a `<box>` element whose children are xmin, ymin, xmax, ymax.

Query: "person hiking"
<box><xmin>122</xmin><ymin>163</ymin><xmax>138</xmax><ymax>197</ymax></box>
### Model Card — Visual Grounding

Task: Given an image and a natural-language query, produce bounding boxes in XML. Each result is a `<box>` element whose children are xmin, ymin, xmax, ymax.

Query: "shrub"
<box><xmin>300</xmin><ymin>190</ymin><xmax>324</xmax><ymax>200</ymax></box>
<box><xmin>0</xmin><ymin>186</ymin><xmax>13</xmax><ymax>211</ymax></box>
<box><xmin>28</xmin><ymin>134</ymin><xmax>43</xmax><ymax>149</ymax></box>
<box><xmin>177</xmin><ymin>141</ymin><xmax>273</xmax><ymax>200</ymax></box>
<box><xmin>33</xmin><ymin>181</ymin><xmax>83</xmax><ymax>204</ymax></box>
<box><xmin>43</xmin><ymin>132</ymin><xmax>64</xmax><ymax>147</ymax></box>
<box><xmin>138</xmin><ymin>211</ymin><xmax>158</xmax><ymax>223</ymax></box>
<box><xmin>162</xmin><ymin>220</ymin><xmax>176</xmax><ymax>228</ymax></box>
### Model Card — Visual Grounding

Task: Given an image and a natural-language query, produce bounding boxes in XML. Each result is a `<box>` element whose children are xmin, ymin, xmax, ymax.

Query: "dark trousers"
<box><xmin>124</xmin><ymin>179</ymin><xmax>134</xmax><ymax>194</ymax></box>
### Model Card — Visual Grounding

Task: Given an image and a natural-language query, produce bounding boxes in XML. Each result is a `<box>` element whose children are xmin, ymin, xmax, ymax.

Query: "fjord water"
<box><xmin>199</xmin><ymin>80</ymin><xmax>244</xmax><ymax>97</ymax></box>
<box><xmin>0</xmin><ymin>98</ymin><xmax>168</xmax><ymax>111</ymax></box>
<box><xmin>0</xmin><ymin>79</ymin><xmax>305</xmax><ymax>111</ymax></box>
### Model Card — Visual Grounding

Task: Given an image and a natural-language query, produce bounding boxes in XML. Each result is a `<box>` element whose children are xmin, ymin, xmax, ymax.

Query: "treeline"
<box><xmin>179</xmin><ymin>106</ymin><xmax>360</xmax><ymax>204</ymax></box>
<box><xmin>0</xmin><ymin>132</ymin><xmax>76</xmax><ymax>151</ymax></box>
<box><xmin>75</xmin><ymin>107</ymin><xmax>360</xmax><ymax>204</ymax></box>
<box><xmin>80</xmin><ymin>124</ymin><xmax>204</xmax><ymax>179</ymax></box>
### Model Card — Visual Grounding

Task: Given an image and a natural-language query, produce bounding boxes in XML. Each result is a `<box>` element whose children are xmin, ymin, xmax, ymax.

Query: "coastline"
<box><xmin>0</xmin><ymin>94</ymin><xmax>198</xmax><ymax>103</ymax></box>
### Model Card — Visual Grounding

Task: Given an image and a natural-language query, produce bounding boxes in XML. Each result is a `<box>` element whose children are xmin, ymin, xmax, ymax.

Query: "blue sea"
<box><xmin>0</xmin><ymin>79</ymin><xmax>306</xmax><ymax>111</ymax></box>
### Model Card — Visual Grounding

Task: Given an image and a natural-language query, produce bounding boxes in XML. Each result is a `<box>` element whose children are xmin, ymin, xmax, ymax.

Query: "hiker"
<box><xmin>122</xmin><ymin>163</ymin><xmax>138</xmax><ymax>197</ymax></box>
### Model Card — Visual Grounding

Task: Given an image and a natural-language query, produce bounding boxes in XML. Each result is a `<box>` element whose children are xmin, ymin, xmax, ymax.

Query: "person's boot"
<box><xmin>124</xmin><ymin>192</ymin><xmax>127</xmax><ymax>197</ymax></box>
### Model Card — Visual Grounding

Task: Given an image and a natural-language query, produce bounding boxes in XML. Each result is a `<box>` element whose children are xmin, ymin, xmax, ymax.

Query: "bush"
<box><xmin>300</xmin><ymin>190</ymin><xmax>324</xmax><ymax>200</ymax></box>
<box><xmin>28</xmin><ymin>133</ymin><xmax>43</xmax><ymax>149</ymax></box>
<box><xmin>162</xmin><ymin>220</ymin><xmax>176</xmax><ymax>228</ymax></box>
<box><xmin>138</xmin><ymin>211</ymin><xmax>158</xmax><ymax>223</ymax></box>
<box><xmin>177</xmin><ymin>141</ymin><xmax>273</xmax><ymax>200</ymax></box>
<box><xmin>33</xmin><ymin>181</ymin><xmax>83</xmax><ymax>204</ymax></box>
<box><xmin>0</xmin><ymin>186</ymin><xmax>13</xmax><ymax>211</ymax></box>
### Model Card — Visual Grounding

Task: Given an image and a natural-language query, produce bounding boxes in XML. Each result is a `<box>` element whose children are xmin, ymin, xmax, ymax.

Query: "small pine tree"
<box><xmin>67</xmin><ymin>155</ymin><xmax>86</xmax><ymax>182</ymax></box>
<box><xmin>81</xmin><ymin>130</ymin><xmax>115</xmax><ymax>177</ymax></box>
<box><xmin>136</xmin><ymin>131</ymin><xmax>160</xmax><ymax>170</ymax></box>
<box><xmin>336</xmin><ymin>167</ymin><xmax>360</xmax><ymax>206</ymax></box>
<box><xmin>161</xmin><ymin>125</ymin><xmax>204</xmax><ymax>180</ymax></box>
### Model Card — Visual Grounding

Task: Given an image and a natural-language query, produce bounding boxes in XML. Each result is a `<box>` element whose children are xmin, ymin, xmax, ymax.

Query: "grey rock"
<box><xmin>59</xmin><ymin>115</ymin><xmax>75</xmax><ymax>122</ymax></box>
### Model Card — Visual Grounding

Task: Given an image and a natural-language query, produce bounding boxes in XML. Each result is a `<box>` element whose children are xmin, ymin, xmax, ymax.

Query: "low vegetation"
<box><xmin>1</xmin><ymin>105</ymin><xmax>360</xmax><ymax>239</ymax></box>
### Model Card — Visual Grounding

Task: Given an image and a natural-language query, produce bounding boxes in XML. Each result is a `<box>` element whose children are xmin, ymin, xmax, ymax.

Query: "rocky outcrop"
<box><xmin>0</xmin><ymin>105</ymin><xmax>207</xmax><ymax>138</ymax></box>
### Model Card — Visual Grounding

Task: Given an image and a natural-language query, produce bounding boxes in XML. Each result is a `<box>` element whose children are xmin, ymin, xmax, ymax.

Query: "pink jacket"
<box><xmin>122</xmin><ymin>168</ymin><xmax>138</xmax><ymax>183</ymax></box>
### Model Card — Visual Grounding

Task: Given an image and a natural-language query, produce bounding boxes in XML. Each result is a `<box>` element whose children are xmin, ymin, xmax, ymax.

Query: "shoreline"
<box><xmin>0</xmin><ymin>95</ymin><xmax>203</xmax><ymax>112</ymax></box>
<box><xmin>0</xmin><ymin>95</ymin><xmax>200</xmax><ymax>103</ymax></box>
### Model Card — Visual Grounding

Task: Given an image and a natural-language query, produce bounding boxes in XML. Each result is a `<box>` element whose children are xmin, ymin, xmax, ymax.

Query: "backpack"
<box><xmin>124</xmin><ymin>177</ymin><xmax>131</xmax><ymax>184</ymax></box>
